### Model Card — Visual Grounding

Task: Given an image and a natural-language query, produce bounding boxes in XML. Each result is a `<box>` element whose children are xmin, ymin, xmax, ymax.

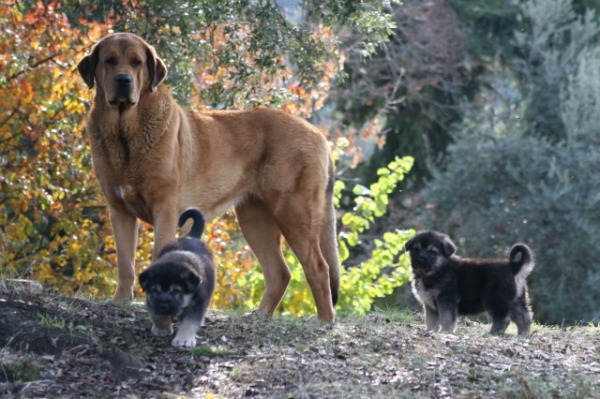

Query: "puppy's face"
<box><xmin>405</xmin><ymin>231</ymin><xmax>456</xmax><ymax>277</ymax></box>
<box><xmin>138</xmin><ymin>262</ymin><xmax>200</xmax><ymax>317</ymax></box>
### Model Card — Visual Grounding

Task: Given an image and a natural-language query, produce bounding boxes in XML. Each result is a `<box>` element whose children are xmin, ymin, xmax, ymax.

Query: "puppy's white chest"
<box><xmin>414</xmin><ymin>280</ymin><xmax>439</xmax><ymax>310</ymax></box>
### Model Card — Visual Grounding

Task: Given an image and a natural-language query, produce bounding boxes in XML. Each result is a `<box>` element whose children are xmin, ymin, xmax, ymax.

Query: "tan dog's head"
<box><xmin>77</xmin><ymin>33</ymin><xmax>167</xmax><ymax>109</ymax></box>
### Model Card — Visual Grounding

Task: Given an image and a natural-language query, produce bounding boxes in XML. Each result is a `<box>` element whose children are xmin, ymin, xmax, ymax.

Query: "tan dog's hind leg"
<box><xmin>236</xmin><ymin>198</ymin><xmax>291</xmax><ymax>315</ymax></box>
<box><xmin>110</xmin><ymin>207</ymin><xmax>139</xmax><ymax>301</ymax></box>
<box><xmin>288</xmin><ymin>238</ymin><xmax>334</xmax><ymax>322</ymax></box>
<box><xmin>275</xmin><ymin>197</ymin><xmax>335</xmax><ymax>322</ymax></box>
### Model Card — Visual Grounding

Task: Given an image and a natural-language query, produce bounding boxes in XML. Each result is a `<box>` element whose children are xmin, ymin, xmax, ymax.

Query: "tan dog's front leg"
<box><xmin>110</xmin><ymin>207</ymin><xmax>139</xmax><ymax>301</ymax></box>
<box><xmin>151</xmin><ymin>206</ymin><xmax>179</xmax><ymax>259</ymax></box>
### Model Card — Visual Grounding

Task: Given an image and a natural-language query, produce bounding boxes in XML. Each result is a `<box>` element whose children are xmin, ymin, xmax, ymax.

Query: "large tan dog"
<box><xmin>77</xmin><ymin>33</ymin><xmax>340</xmax><ymax>322</ymax></box>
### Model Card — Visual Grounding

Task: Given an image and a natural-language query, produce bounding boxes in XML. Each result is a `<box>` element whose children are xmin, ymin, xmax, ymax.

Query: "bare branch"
<box><xmin>7</xmin><ymin>53</ymin><xmax>61</xmax><ymax>82</ymax></box>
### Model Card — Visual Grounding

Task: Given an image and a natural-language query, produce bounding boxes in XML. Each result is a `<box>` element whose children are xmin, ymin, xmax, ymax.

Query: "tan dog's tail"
<box><xmin>509</xmin><ymin>243</ymin><xmax>534</xmax><ymax>278</ymax></box>
<box><xmin>179</xmin><ymin>208</ymin><xmax>206</xmax><ymax>239</ymax></box>
<box><xmin>321</xmin><ymin>159</ymin><xmax>340</xmax><ymax>305</ymax></box>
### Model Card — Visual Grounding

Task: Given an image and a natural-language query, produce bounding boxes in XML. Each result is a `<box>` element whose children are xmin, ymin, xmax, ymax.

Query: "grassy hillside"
<box><xmin>1</xmin><ymin>284</ymin><xmax>599</xmax><ymax>398</ymax></box>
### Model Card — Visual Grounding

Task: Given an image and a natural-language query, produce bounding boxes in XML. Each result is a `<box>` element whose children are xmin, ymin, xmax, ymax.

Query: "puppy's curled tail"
<box><xmin>179</xmin><ymin>208</ymin><xmax>206</xmax><ymax>239</ymax></box>
<box><xmin>509</xmin><ymin>243</ymin><xmax>534</xmax><ymax>278</ymax></box>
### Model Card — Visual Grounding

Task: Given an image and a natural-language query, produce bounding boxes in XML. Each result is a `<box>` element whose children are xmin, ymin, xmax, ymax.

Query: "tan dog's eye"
<box><xmin>132</xmin><ymin>59</ymin><xmax>142</xmax><ymax>67</ymax></box>
<box><xmin>105</xmin><ymin>57</ymin><xmax>117</xmax><ymax>65</ymax></box>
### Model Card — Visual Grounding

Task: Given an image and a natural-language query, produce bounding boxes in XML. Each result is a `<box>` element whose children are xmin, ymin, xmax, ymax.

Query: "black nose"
<box><xmin>157</xmin><ymin>302</ymin><xmax>171</xmax><ymax>313</ymax></box>
<box><xmin>115</xmin><ymin>74</ymin><xmax>132</xmax><ymax>87</ymax></box>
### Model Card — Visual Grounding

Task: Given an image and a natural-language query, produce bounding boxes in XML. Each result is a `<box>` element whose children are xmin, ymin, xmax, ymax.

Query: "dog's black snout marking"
<box><xmin>158</xmin><ymin>302</ymin><xmax>171</xmax><ymax>313</ymax></box>
<box><xmin>115</xmin><ymin>74</ymin><xmax>132</xmax><ymax>87</ymax></box>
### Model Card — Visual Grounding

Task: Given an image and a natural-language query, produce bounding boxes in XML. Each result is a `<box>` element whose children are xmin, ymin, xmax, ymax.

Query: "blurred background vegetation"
<box><xmin>1</xmin><ymin>0</ymin><xmax>599</xmax><ymax>326</ymax></box>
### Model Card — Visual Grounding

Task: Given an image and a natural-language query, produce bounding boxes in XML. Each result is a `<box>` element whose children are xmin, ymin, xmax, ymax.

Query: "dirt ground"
<box><xmin>1</xmin><ymin>285</ymin><xmax>600</xmax><ymax>399</ymax></box>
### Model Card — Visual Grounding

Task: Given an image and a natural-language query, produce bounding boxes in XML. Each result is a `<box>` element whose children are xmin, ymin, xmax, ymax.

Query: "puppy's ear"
<box><xmin>181</xmin><ymin>270</ymin><xmax>201</xmax><ymax>293</ymax></box>
<box><xmin>405</xmin><ymin>236</ymin><xmax>416</xmax><ymax>251</ymax></box>
<box><xmin>138</xmin><ymin>269</ymin><xmax>152</xmax><ymax>291</ymax></box>
<box><xmin>77</xmin><ymin>42</ymin><xmax>101</xmax><ymax>89</ymax></box>
<box><xmin>145</xmin><ymin>45</ymin><xmax>167</xmax><ymax>92</ymax></box>
<box><xmin>441</xmin><ymin>236</ymin><xmax>457</xmax><ymax>257</ymax></box>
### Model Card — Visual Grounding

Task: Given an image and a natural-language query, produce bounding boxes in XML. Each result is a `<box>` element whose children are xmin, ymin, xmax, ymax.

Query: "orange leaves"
<box><xmin>26</xmin><ymin>11</ymin><xmax>37</xmax><ymax>25</ymax></box>
<box><xmin>205</xmin><ymin>210</ymin><xmax>259</xmax><ymax>311</ymax></box>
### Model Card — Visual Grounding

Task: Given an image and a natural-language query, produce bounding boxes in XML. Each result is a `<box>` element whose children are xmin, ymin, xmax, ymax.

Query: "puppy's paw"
<box><xmin>439</xmin><ymin>328</ymin><xmax>457</xmax><ymax>335</ymax></box>
<box><xmin>151</xmin><ymin>325</ymin><xmax>173</xmax><ymax>337</ymax></box>
<box><xmin>172</xmin><ymin>334</ymin><xmax>197</xmax><ymax>348</ymax></box>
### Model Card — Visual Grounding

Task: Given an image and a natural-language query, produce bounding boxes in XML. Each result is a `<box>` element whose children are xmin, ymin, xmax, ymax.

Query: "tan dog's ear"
<box><xmin>145</xmin><ymin>46</ymin><xmax>167</xmax><ymax>92</ymax></box>
<box><xmin>77</xmin><ymin>43</ymin><xmax>100</xmax><ymax>90</ymax></box>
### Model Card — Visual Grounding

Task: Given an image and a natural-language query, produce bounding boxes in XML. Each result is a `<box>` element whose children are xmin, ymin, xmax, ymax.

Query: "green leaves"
<box><xmin>345</xmin><ymin>156</ymin><xmax>414</xmax><ymax>231</ymax></box>
<box><xmin>61</xmin><ymin>0</ymin><xmax>397</xmax><ymax>108</ymax></box>
<box><xmin>334</xmin><ymin>156</ymin><xmax>414</xmax><ymax>315</ymax></box>
<box><xmin>240</xmin><ymin>155</ymin><xmax>414</xmax><ymax>317</ymax></box>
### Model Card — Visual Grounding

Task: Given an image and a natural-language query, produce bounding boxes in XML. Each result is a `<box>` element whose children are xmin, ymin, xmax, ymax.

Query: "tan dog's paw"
<box><xmin>242</xmin><ymin>309</ymin><xmax>271</xmax><ymax>319</ymax></box>
<box><xmin>172</xmin><ymin>334</ymin><xmax>197</xmax><ymax>348</ymax></box>
<box><xmin>151</xmin><ymin>325</ymin><xmax>173</xmax><ymax>337</ymax></box>
<box><xmin>113</xmin><ymin>285</ymin><xmax>134</xmax><ymax>301</ymax></box>
<box><xmin>306</xmin><ymin>315</ymin><xmax>335</xmax><ymax>324</ymax></box>
<box><xmin>306</xmin><ymin>307</ymin><xmax>336</xmax><ymax>324</ymax></box>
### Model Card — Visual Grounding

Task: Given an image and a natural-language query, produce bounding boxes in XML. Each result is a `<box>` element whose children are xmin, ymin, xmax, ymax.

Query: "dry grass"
<box><xmin>1</xmin><ymin>286</ymin><xmax>599</xmax><ymax>398</ymax></box>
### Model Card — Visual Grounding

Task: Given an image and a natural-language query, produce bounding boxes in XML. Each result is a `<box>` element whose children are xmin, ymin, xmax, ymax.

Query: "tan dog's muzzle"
<box><xmin>112</xmin><ymin>73</ymin><xmax>134</xmax><ymax>105</ymax></box>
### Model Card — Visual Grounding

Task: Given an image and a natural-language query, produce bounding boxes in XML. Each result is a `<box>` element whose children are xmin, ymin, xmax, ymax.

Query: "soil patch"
<box><xmin>1</xmin><ymin>287</ymin><xmax>599</xmax><ymax>398</ymax></box>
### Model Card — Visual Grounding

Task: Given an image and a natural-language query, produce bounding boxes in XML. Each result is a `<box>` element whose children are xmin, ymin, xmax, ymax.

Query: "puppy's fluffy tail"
<box><xmin>509</xmin><ymin>243</ymin><xmax>534</xmax><ymax>278</ymax></box>
<box><xmin>179</xmin><ymin>208</ymin><xmax>206</xmax><ymax>239</ymax></box>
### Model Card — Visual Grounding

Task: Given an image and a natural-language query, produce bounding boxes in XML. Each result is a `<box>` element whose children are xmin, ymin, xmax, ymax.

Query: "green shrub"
<box><xmin>418</xmin><ymin>0</ymin><xmax>600</xmax><ymax>324</ymax></box>
<box><xmin>240</xmin><ymin>149</ymin><xmax>414</xmax><ymax>317</ymax></box>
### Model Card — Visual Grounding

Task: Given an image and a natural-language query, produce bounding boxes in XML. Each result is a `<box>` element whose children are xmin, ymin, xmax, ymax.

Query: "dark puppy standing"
<box><xmin>139</xmin><ymin>208</ymin><xmax>215</xmax><ymax>348</ymax></box>
<box><xmin>405</xmin><ymin>231</ymin><xmax>534</xmax><ymax>335</ymax></box>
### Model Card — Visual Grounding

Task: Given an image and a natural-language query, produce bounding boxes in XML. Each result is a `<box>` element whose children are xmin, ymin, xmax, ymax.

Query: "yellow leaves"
<box><xmin>37</xmin><ymin>263</ymin><xmax>55</xmax><ymax>285</ymax></box>
<box><xmin>48</xmin><ymin>80</ymin><xmax>68</xmax><ymax>102</ymax></box>
<box><xmin>201</xmin><ymin>394</ymin><xmax>230</xmax><ymax>399</ymax></box>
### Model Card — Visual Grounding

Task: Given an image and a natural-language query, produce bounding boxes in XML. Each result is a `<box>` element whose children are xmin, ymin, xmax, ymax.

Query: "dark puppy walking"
<box><xmin>139</xmin><ymin>208</ymin><xmax>215</xmax><ymax>347</ymax></box>
<box><xmin>405</xmin><ymin>231</ymin><xmax>534</xmax><ymax>335</ymax></box>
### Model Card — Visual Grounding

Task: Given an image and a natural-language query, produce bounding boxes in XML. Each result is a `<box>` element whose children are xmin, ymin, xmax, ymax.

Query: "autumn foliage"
<box><xmin>0</xmin><ymin>2</ymin><xmax>115</xmax><ymax>295</ymax></box>
<box><xmin>1</xmin><ymin>1</ymin><xmax>411</xmax><ymax>316</ymax></box>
